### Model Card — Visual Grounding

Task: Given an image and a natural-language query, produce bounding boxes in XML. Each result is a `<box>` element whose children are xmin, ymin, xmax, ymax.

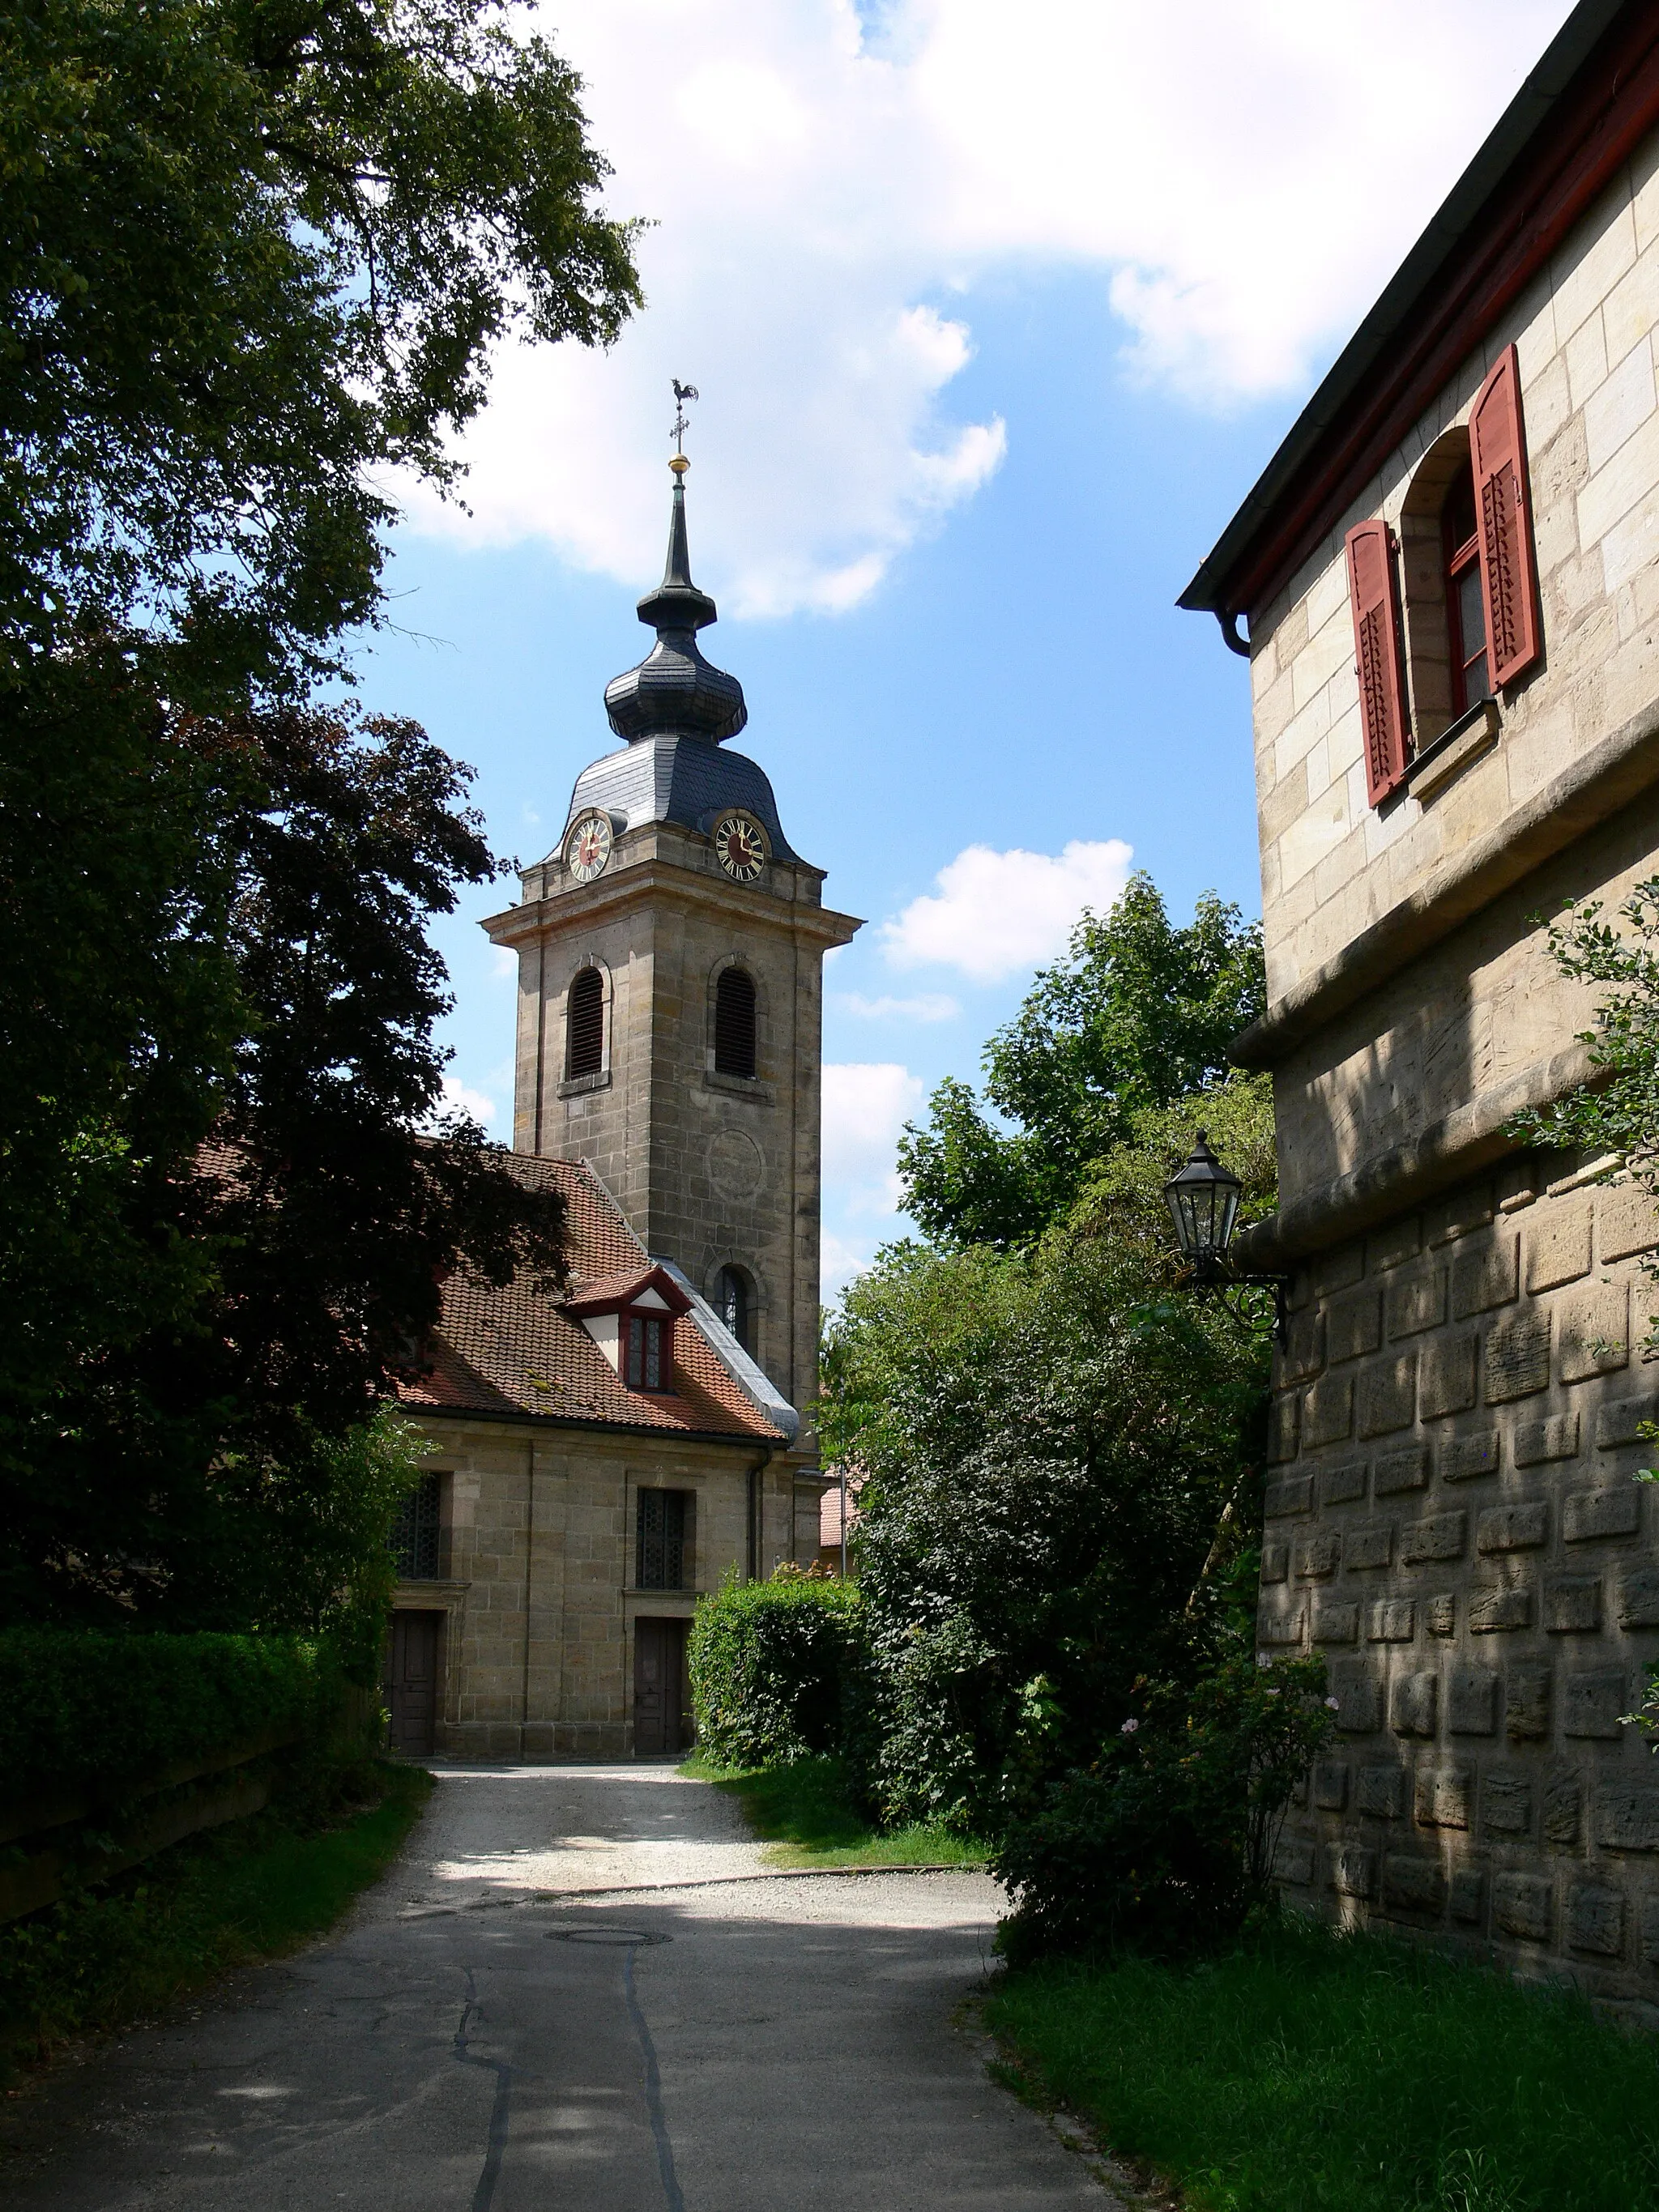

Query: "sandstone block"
<box><xmin>1369</xmin><ymin>1217</ymin><xmax>1423</xmax><ymax>1271</ymax></box>
<box><xmin>1358</xmin><ymin>1356</ymin><xmax>1416</xmax><ymax>1438</ymax></box>
<box><xmin>1414</xmin><ymin>1767</ymin><xmax>1472</xmax><ymax>1830</ymax></box>
<box><xmin>1485</xmin><ymin>1315</ymin><xmax>1552</xmax><ymax>1403</ymax></box>
<box><xmin>1597</xmin><ymin>1784</ymin><xmax>1659</xmax><ymax>1852</ymax></box>
<box><xmin>1374</xmin><ymin>1445</ymin><xmax>1431</xmax><ymax>1496</ymax></box>
<box><xmin>1427</xmin><ymin>1187</ymin><xmax>1495</xmax><ymax>1247</ymax></box>
<box><xmin>1514</xmin><ymin>1412</ymin><xmax>1580</xmax><ymax>1466</ymax></box>
<box><xmin>1568</xmin><ymin>1884</ymin><xmax>1627</xmax><ymax>1955</ymax></box>
<box><xmin>1450</xmin><ymin>1868</ymin><xmax>1486</xmax><ymax>1924</ymax></box>
<box><xmin>1329</xmin><ymin>1660</ymin><xmax>1382</xmax><ymax>1733</ymax></box>
<box><xmin>1526</xmin><ymin>1202</ymin><xmax>1593</xmax><ymax>1293</ymax></box>
<box><xmin>1546</xmin><ymin>1775</ymin><xmax>1585</xmax><ymax>1848</ymax></box>
<box><xmin>1565</xmin><ymin>1668</ymin><xmax>1629</xmax><ymax>1737</ymax></box>
<box><xmin>1328</xmin><ymin>1289</ymin><xmax>1384</xmax><ymax>1363</ymax></box>
<box><xmin>1384</xmin><ymin>1856</ymin><xmax>1448</xmax><ymax>1914</ymax></box>
<box><xmin>1483</xmin><ymin>1772</ymin><xmax>1533</xmax><ymax>1833</ymax></box>
<box><xmin>1391</xmin><ymin>1671</ymin><xmax>1439</xmax><ymax>1737</ymax></box>
<box><xmin>1506</xmin><ymin>1664</ymin><xmax>1552</xmax><ymax>1737</ymax></box>
<box><xmin>1273</xmin><ymin>1835</ymin><xmax>1316</xmax><ymax>1885</ymax></box>
<box><xmin>1344</xmin><ymin>1523</ymin><xmax>1394</xmax><ymax>1571</ymax></box>
<box><xmin>1257</xmin><ymin>1603</ymin><xmax>1306</xmax><ymax>1646</ymax></box>
<box><xmin>1303</xmin><ymin>1376</ymin><xmax>1354</xmax><ymax>1448</ymax></box>
<box><xmin>1473</xmin><ymin>1583</ymin><xmax>1535</xmax><ymax>1639</ymax></box>
<box><xmin>1420</xmin><ymin>1335</ymin><xmax>1479</xmax><ymax>1418</ymax></box>
<box><xmin>1595</xmin><ymin>1395</ymin><xmax>1659</xmax><ymax>1448</ymax></box>
<box><xmin>1544</xmin><ymin>1575</ymin><xmax>1604</xmax><ymax>1632</ymax></box>
<box><xmin>1318</xmin><ymin>1460</ymin><xmax>1369</xmax><ymax>1507</ymax></box>
<box><xmin>1494</xmin><ymin>1873</ymin><xmax>1554</xmax><ymax>1941</ymax></box>
<box><xmin>1618</xmin><ymin>1567</ymin><xmax>1659</xmax><ymax>1628</ymax></box>
<box><xmin>1452</xmin><ymin>1237</ymin><xmax>1520</xmax><ymax>1319</ymax></box>
<box><xmin>1386</xmin><ymin>1268</ymin><xmax>1448</xmax><ymax>1340</ymax></box>
<box><xmin>1641</xmin><ymin>1895</ymin><xmax>1659</xmax><ymax>1963</ymax></box>
<box><xmin>1598</xmin><ymin>1183</ymin><xmax>1659</xmax><ymax>1262</ymax></box>
<box><xmin>1312</xmin><ymin>1600</ymin><xmax>1361</xmax><ymax>1644</ymax></box>
<box><xmin>1294</xmin><ymin>1530</ymin><xmax>1342</xmax><ymax>1579</ymax></box>
<box><xmin>1315</xmin><ymin>1244</ymin><xmax>1366</xmax><ymax>1296</ymax></box>
<box><xmin>1266</xmin><ymin>1393</ymin><xmax>1300</xmax><ymax>1464</ymax></box>
<box><xmin>1478</xmin><ymin>1502</ymin><xmax>1550</xmax><ymax>1552</ymax></box>
<box><xmin>1356</xmin><ymin>1765</ymin><xmax>1406</xmax><ymax>1817</ymax></box>
<box><xmin>1558</xmin><ymin>1281</ymin><xmax>1630</xmax><ymax>1383</ymax></box>
<box><xmin>1450</xmin><ymin>1665</ymin><xmax>1500</xmax><ymax>1734</ymax></box>
<box><xmin>1328</xmin><ymin>1843</ymin><xmax>1377</xmax><ymax>1898</ymax></box>
<box><xmin>1260</xmin><ymin>1539</ymin><xmax>1289</xmax><ymax>1584</ymax></box>
<box><xmin>1401</xmin><ymin>1511</ymin><xmax>1468</xmax><ymax>1564</ymax></box>
<box><xmin>1265</xmin><ymin>1474</ymin><xmax>1314</xmax><ymax>1519</ymax></box>
<box><xmin>1443</xmin><ymin>1430</ymin><xmax>1503</xmax><ymax>1481</ymax></box>
<box><xmin>1368</xmin><ymin>1598</ymin><xmax>1417</xmax><ymax>1643</ymax></box>
<box><xmin>1312</xmin><ymin>1762</ymin><xmax>1350</xmax><ymax>1809</ymax></box>
<box><xmin>1565</xmin><ymin>1485</ymin><xmax>1642</xmax><ymax>1541</ymax></box>
<box><xmin>1278</xmin><ymin>1310</ymin><xmax>1326</xmax><ymax>1386</ymax></box>
<box><xmin>1427</xmin><ymin>1593</ymin><xmax>1457</xmax><ymax>1636</ymax></box>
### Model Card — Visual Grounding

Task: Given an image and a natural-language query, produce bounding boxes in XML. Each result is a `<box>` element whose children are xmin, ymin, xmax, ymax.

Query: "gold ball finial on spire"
<box><xmin>668</xmin><ymin>453</ymin><xmax>689</xmax><ymax>476</ymax></box>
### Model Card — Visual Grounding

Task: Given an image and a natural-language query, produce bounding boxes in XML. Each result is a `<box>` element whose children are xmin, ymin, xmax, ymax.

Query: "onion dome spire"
<box><xmin>603</xmin><ymin>458</ymin><xmax>748</xmax><ymax>744</ymax></box>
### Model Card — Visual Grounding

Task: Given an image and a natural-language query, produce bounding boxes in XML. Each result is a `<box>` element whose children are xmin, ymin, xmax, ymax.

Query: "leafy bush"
<box><xmin>992</xmin><ymin>1650</ymin><xmax>1336</xmax><ymax>1960</ymax></box>
<box><xmin>825</xmin><ymin>1231</ymin><xmax>1269</xmax><ymax>1837</ymax></box>
<box><xmin>0</xmin><ymin>1628</ymin><xmax>352</xmax><ymax>1808</ymax></box>
<box><xmin>689</xmin><ymin>1570</ymin><xmax>868</xmax><ymax>1771</ymax></box>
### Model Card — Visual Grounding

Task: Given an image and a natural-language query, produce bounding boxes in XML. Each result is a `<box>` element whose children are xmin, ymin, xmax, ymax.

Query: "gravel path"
<box><xmin>1</xmin><ymin>1761</ymin><xmax>1121</xmax><ymax>2210</ymax></box>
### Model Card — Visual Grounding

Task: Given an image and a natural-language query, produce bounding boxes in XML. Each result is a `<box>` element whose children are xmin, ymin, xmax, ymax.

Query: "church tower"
<box><xmin>482</xmin><ymin>458</ymin><xmax>860</xmax><ymax>1443</ymax></box>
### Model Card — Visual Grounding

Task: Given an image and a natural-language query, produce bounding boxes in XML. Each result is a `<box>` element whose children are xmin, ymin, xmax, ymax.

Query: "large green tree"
<box><xmin>1</xmin><ymin>0</ymin><xmax>634</xmax><ymax>1617</ymax></box>
<box><xmin>897</xmin><ymin>875</ymin><xmax>1266</xmax><ymax>1247</ymax></box>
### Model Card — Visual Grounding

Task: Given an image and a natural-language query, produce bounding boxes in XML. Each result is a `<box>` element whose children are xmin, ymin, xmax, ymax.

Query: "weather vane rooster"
<box><xmin>671</xmin><ymin>379</ymin><xmax>699</xmax><ymax>460</ymax></box>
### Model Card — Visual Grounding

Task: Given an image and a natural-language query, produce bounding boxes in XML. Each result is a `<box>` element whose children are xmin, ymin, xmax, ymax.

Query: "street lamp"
<box><xmin>1163</xmin><ymin>1130</ymin><xmax>1290</xmax><ymax>1345</ymax></box>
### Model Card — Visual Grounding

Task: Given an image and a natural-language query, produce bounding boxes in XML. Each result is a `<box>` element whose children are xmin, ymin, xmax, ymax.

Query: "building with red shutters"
<box><xmin>385</xmin><ymin>463</ymin><xmax>859</xmax><ymax>1759</ymax></box>
<box><xmin>1183</xmin><ymin>0</ymin><xmax>1659</xmax><ymax>2012</ymax></box>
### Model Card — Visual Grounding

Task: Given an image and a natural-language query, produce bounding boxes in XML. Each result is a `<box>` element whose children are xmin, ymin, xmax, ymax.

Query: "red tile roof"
<box><xmin>399</xmin><ymin>1154</ymin><xmax>786</xmax><ymax>1443</ymax></box>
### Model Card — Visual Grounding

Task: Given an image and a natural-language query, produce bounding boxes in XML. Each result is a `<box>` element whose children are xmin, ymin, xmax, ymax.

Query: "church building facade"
<box><xmin>1185</xmin><ymin>0</ymin><xmax>1659</xmax><ymax>2012</ymax></box>
<box><xmin>384</xmin><ymin>458</ymin><xmax>859</xmax><ymax>1758</ymax></box>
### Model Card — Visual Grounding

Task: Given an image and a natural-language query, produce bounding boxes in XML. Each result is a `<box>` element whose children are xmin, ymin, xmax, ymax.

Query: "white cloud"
<box><xmin>403</xmin><ymin>0</ymin><xmax>1572</xmax><ymax>612</ymax></box>
<box><xmin>821</xmin><ymin>1059</ymin><xmax>924</xmax><ymax>1216</ymax></box>
<box><xmin>835</xmin><ymin>990</ymin><xmax>961</xmax><ymax>1023</ymax></box>
<box><xmin>820</xmin><ymin>1225</ymin><xmax>879</xmax><ymax>1305</ymax></box>
<box><xmin>438</xmin><ymin>1075</ymin><xmax>503</xmax><ymax>1132</ymax></box>
<box><xmin>881</xmin><ymin>836</ymin><xmax>1132</xmax><ymax>982</ymax></box>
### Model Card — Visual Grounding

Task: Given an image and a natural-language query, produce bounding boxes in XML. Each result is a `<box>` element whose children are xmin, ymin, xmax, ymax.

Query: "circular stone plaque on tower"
<box><xmin>707</xmin><ymin>1127</ymin><xmax>765</xmax><ymax>1201</ymax></box>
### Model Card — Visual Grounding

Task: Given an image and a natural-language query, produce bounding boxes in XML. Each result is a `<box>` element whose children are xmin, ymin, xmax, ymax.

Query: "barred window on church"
<box><xmin>626</xmin><ymin>1313</ymin><xmax>671</xmax><ymax>1392</ymax></box>
<box><xmin>714</xmin><ymin>965</ymin><xmax>757</xmax><ymax>1079</ymax></box>
<box><xmin>636</xmin><ymin>1489</ymin><xmax>690</xmax><ymax>1590</ymax></box>
<box><xmin>716</xmin><ymin>1264</ymin><xmax>753</xmax><ymax>1354</ymax></box>
<box><xmin>566</xmin><ymin>966</ymin><xmax>604</xmax><ymax>1078</ymax></box>
<box><xmin>391</xmin><ymin>1473</ymin><xmax>443</xmax><ymax>1580</ymax></box>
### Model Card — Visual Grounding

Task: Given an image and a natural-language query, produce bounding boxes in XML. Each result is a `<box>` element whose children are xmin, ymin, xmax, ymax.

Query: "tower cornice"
<box><xmin>481</xmin><ymin>857</ymin><xmax>862</xmax><ymax>955</ymax></box>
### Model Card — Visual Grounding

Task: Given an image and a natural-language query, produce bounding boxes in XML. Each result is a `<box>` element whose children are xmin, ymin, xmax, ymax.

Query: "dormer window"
<box><xmin>565</xmin><ymin>1264</ymin><xmax>691</xmax><ymax>1395</ymax></box>
<box><xmin>626</xmin><ymin>1310</ymin><xmax>671</xmax><ymax>1391</ymax></box>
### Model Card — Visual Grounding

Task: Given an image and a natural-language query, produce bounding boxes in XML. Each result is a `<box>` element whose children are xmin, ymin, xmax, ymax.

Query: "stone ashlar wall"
<box><xmin>399</xmin><ymin>1417</ymin><xmax>786</xmax><ymax>1759</ymax></box>
<box><xmin>1264</xmin><ymin>1159</ymin><xmax>1659</xmax><ymax>2014</ymax></box>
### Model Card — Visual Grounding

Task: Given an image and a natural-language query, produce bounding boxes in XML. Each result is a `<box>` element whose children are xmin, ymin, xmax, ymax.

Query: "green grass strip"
<box><xmin>681</xmin><ymin>1751</ymin><xmax>987</xmax><ymax>1869</ymax></box>
<box><xmin>1</xmin><ymin>1760</ymin><xmax>432</xmax><ymax>2073</ymax></box>
<box><xmin>984</xmin><ymin>1914</ymin><xmax>1659</xmax><ymax>2212</ymax></box>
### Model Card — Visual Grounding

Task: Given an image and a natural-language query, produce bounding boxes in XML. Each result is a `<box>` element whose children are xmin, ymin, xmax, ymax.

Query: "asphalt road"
<box><xmin>1</xmin><ymin>1761</ymin><xmax>1118</xmax><ymax>2210</ymax></box>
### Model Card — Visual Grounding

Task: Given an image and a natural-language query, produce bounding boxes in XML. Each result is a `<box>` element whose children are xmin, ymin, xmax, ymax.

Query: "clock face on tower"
<box><xmin>714</xmin><ymin>812</ymin><xmax>766</xmax><ymax>881</ymax></box>
<box><xmin>565</xmin><ymin>811</ymin><xmax>613</xmax><ymax>883</ymax></box>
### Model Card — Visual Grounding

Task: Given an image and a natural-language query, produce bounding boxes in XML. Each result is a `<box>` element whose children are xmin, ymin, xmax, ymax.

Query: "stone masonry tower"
<box><xmin>482</xmin><ymin>460</ymin><xmax>861</xmax><ymax>1446</ymax></box>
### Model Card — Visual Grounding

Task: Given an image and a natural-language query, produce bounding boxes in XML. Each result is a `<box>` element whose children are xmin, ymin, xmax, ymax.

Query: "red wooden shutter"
<box><xmin>1345</xmin><ymin>518</ymin><xmax>1408</xmax><ymax>807</ymax></box>
<box><xmin>1469</xmin><ymin>344</ymin><xmax>1541</xmax><ymax>688</ymax></box>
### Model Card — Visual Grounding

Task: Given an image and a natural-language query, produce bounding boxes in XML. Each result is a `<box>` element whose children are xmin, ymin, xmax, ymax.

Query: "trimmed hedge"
<box><xmin>0</xmin><ymin>1629</ymin><xmax>348</xmax><ymax>1809</ymax></box>
<box><xmin>689</xmin><ymin>1571</ymin><xmax>868</xmax><ymax>1771</ymax></box>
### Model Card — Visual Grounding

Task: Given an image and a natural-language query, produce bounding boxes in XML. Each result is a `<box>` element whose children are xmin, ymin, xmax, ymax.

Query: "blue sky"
<box><xmin>352</xmin><ymin>0</ymin><xmax>1574</xmax><ymax>1298</ymax></box>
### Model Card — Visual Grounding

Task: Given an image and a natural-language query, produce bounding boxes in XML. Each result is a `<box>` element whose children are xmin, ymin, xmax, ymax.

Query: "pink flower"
<box><xmin>1120</xmin><ymin>1717</ymin><xmax>1140</xmax><ymax>1734</ymax></box>
<box><xmin>1325</xmin><ymin>1697</ymin><xmax>1341</xmax><ymax>1711</ymax></box>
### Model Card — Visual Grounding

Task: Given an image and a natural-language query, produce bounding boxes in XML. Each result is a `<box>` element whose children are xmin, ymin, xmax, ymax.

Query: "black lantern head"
<box><xmin>1164</xmin><ymin>1130</ymin><xmax>1243</xmax><ymax>1272</ymax></box>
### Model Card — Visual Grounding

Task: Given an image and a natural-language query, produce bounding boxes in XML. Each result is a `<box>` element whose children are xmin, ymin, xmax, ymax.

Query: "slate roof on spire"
<box><xmin>603</xmin><ymin>470</ymin><xmax>748</xmax><ymax>743</ymax></box>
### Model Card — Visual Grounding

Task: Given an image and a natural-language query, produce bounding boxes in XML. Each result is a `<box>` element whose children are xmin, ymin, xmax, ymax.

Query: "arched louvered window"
<box><xmin>714</xmin><ymin>966</ymin><xmax>757</xmax><ymax>1080</ymax></box>
<box><xmin>566</xmin><ymin>967</ymin><xmax>604</xmax><ymax>1078</ymax></box>
<box><xmin>716</xmin><ymin>1264</ymin><xmax>753</xmax><ymax>1353</ymax></box>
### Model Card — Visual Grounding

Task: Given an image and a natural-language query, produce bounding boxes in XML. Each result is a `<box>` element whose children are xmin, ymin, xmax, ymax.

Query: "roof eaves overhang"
<box><xmin>408</xmin><ymin>1400</ymin><xmax>782</xmax><ymax>1447</ymax></box>
<box><xmin>1179</xmin><ymin>0</ymin><xmax>1653</xmax><ymax>633</ymax></box>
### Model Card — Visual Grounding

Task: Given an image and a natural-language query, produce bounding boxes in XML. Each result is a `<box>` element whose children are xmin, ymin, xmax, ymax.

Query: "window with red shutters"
<box><xmin>1469</xmin><ymin>344</ymin><xmax>1541</xmax><ymax>690</ymax></box>
<box><xmin>566</xmin><ymin>967</ymin><xmax>604</xmax><ymax>1078</ymax></box>
<box><xmin>1345</xmin><ymin>518</ymin><xmax>1409</xmax><ymax>807</ymax></box>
